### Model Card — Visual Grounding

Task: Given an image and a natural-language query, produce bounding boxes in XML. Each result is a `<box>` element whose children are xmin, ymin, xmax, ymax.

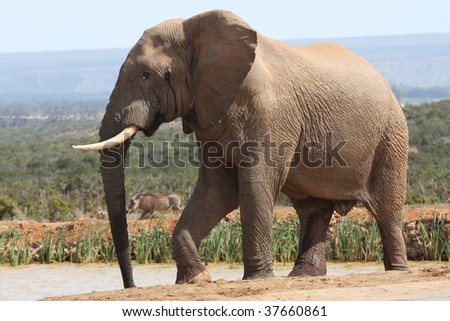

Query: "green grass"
<box><xmin>99</xmin><ymin>237</ymin><xmax>116</xmax><ymax>263</ymax></box>
<box><xmin>0</xmin><ymin>214</ymin><xmax>448</xmax><ymax>265</ymax></box>
<box><xmin>417</xmin><ymin>211</ymin><xmax>449</xmax><ymax>261</ymax></box>
<box><xmin>272</xmin><ymin>218</ymin><xmax>299</xmax><ymax>264</ymax></box>
<box><xmin>361</xmin><ymin>222</ymin><xmax>383</xmax><ymax>262</ymax></box>
<box><xmin>199</xmin><ymin>220</ymin><xmax>243</xmax><ymax>266</ymax></box>
<box><xmin>73</xmin><ymin>225</ymin><xmax>106</xmax><ymax>264</ymax></box>
<box><xmin>335</xmin><ymin>217</ymin><xmax>363</xmax><ymax>261</ymax></box>
<box><xmin>132</xmin><ymin>225</ymin><xmax>172</xmax><ymax>264</ymax></box>
<box><xmin>54</xmin><ymin>230</ymin><xmax>66</xmax><ymax>263</ymax></box>
<box><xmin>0</xmin><ymin>230</ymin><xmax>32</xmax><ymax>266</ymax></box>
<box><xmin>39</xmin><ymin>232</ymin><xmax>53</xmax><ymax>263</ymax></box>
<box><xmin>333</xmin><ymin>218</ymin><xmax>384</xmax><ymax>262</ymax></box>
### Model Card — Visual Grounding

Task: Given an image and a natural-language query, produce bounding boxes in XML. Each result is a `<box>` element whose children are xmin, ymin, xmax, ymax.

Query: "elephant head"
<box><xmin>73</xmin><ymin>10</ymin><xmax>257</xmax><ymax>288</ymax></box>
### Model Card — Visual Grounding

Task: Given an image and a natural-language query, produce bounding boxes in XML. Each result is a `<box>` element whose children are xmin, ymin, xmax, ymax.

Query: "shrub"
<box><xmin>0</xmin><ymin>195</ymin><xmax>19</xmax><ymax>220</ymax></box>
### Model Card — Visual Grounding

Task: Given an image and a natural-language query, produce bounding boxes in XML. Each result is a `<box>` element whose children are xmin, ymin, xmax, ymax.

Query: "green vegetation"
<box><xmin>417</xmin><ymin>212</ymin><xmax>449</xmax><ymax>261</ymax></box>
<box><xmin>133</xmin><ymin>225</ymin><xmax>172</xmax><ymax>264</ymax></box>
<box><xmin>335</xmin><ymin>217</ymin><xmax>364</xmax><ymax>261</ymax></box>
<box><xmin>0</xmin><ymin>195</ymin><xmax>19</xmax><ymax>220</ymax></box>
<box><xmin>333</xmin><ymin>218</ymin><xmax>383</xmax><ymax>262</ymax></box>
<box><xmin>0</xmin><ymin>103</ymin><xmax>198</xmax><ymax>221</ymax></box>
<box><xmin>199</xmin><ymin>220</ymin><xmax>243</xmax><ymax>266</ymax></box>
<box><xmin>0</xmin><ymin>99</ymin><xmax>448</xmax><ymax>221</ymax></box>
<box><xmin>404</xmin><ymin>100</ymin><xmax>450</xmax><ymax>204</ymax></box>
<box><xmin>1</xmin><ymin>215</ymin><xmax>447</xmax><ymax>266</ymax></box>
<box><xmin>272</xmin><ymin>218</ymin><xmax>300</xmax><ymax>264</ymax></box>
<box><xmin>0</xmin><ymin>229</ymin><xmax>32</xmax><ymax>266</ymax></box>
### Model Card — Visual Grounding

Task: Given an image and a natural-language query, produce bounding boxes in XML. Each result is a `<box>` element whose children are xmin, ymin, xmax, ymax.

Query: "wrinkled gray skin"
<box><xmin>97</xmin><ymin>10</ymin><xmax>408</xmax><ymax>288</ymax></box>
<box><xmin>127</xmin><ymin>193</ymin><xmax>182</xmax><ymax>219</ymax></box>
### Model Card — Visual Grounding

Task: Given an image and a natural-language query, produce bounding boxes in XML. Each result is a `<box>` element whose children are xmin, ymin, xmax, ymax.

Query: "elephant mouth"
<box><xmin>143</xmin><ymin>115</ymin><xmax>164</xmax><ymax>137</ymax></box>
<box><xmin>72</xmin><ymin>125</ymin><xmax>140</xmax><ymax>151</ymax></box>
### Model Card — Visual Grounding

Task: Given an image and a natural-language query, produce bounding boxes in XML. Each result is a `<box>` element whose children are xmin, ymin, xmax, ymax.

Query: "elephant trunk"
<box><xmin>100</xmin><ymin>145</ymin><xmax>135</xmax><ymax>288</ymax></box>
<box><xmin>75</xmin><ymin>101</ymin><xmax>155</xmax><ymax>288</ymax></box>
<box><xmin>98</xmin><ymin>111</ymin><xmax>136</xmax><ymax>288</ymax></box>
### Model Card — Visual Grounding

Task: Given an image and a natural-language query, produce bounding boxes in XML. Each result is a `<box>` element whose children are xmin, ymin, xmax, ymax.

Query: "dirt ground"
<box><xmin>2</xmin><ymin>205</ymin><xmax>450</xmax><ymax>301</ymax></box>
<box><xmin>46</xmin><ymin>265</ymin><xmax>450</xmax><ymax>301</ymax></box>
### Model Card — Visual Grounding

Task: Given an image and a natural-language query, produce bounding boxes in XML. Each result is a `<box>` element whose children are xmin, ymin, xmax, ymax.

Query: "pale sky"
<box><xmin>1</xmin><ymin>0</ymin><xmax>449</xmax><ymax>53</ymax></box>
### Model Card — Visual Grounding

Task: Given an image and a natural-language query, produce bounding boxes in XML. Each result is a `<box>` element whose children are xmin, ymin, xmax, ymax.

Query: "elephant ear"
<box><xmin>183</xmin><ymin>10</ymin><xmax>257</xmax><ymax>129</ymax></box>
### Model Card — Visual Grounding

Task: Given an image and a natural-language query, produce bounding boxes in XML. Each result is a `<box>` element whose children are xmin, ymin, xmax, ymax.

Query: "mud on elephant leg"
<box><xmin>172</xmin><ymin>166</ymin><xmax>239</xmax><ymax>284</ymax></box>
<box><xmin>289</xmin><ymin>198</ymin><xmax>334</xmax><ymax>277</ymax></box>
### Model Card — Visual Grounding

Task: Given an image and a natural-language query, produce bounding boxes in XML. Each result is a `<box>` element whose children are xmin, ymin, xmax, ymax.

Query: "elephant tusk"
<box><xmin>72</xmin><ymin>125</ymin><xmax>139</xmax><ymax>151</ymax></box>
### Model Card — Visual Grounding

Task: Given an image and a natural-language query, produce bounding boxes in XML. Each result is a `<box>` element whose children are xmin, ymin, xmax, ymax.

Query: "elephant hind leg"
<box><xmin>288</xmin><ymin>197</ymin><xmax>334</xmax><ymax>277</ymax></box>
<box><xmin>378</xmin><ymin>221</ymin><xmax>408</xmax><ymax>270</ymax></box>
<box><xmin>363</xmin><ymin>129</ymin><xmax>408</xmax><ymax>271</ymax></box>
<box><xmin>364</xmin><ymin>199</ymin><xmax>408</xmax><ymax>271</ymax></box>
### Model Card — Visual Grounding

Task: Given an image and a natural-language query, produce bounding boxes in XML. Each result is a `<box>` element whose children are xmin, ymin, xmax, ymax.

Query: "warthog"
<box><xmin>127</xmin><ymin>193</ymin><xmax>182</xmax><ymax>220</ymax></box>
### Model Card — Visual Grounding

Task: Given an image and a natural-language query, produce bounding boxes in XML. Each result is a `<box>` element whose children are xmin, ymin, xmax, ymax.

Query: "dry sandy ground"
<box><xmin>46</xmin><ymin>265</ymin><xmax>450</xmax><ymax>301</ymax></box>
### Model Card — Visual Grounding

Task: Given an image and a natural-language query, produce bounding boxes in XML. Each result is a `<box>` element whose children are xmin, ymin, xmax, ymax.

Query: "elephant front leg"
<box><xmin>239</xmin><ymin>168</ymin><xmax>282</xmax><ymax>280</ymax></box>
<box><xmin>172</xmin><ymin>166</ymin><xmax>239</xmax><ymax>284</ymax></box>
<box><xmin>240</xmin><ymin>206</ymin><xmax>275</xmax><ymax>279</ymax></box>
<box><xmin>289</xmin><ymin>198</ymin><xmax>334</xmax><ymax>277</ymax></box>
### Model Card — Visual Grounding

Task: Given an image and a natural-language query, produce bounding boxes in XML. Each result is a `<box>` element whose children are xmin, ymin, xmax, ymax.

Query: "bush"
<box><xmin>47</xmin><ymin>195</ymin><xmax>75</xmax><ymax>221</ymax></box>
<box><xmin>0</xmin><ymin>196</ymin><xmax>18</xmax><ymax>220</ymax></box>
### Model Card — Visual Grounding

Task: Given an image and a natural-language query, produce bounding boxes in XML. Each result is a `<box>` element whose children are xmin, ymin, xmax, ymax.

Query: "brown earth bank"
<box><xmin>45</xmin><ymin>266</ymin><xmax>450</xmax><ymax>301</ymax></box>
<box><xmin>1</xmin><ymin>204</ymin><xmax>449</xmax><ymax>245</ymax></box>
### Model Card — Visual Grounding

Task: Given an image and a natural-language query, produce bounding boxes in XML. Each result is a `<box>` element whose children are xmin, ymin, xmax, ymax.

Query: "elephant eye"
<box><xmin>142</xmin><ymin>72</ymin><xmax>150</xmax><ymax>80</ymax></box>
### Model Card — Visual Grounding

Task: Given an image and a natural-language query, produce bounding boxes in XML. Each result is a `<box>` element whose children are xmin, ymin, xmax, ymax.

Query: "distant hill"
<box><xmin>290</xmin><ymin>33</ymin><xmax>450</xmax><ymax>88</ymax></box>
<box><xmin>0</xmin><ymin>49</ymin><xmax>127</xmax><ymax>99</ymax></box>
<box><xmin>1</xmin><ymin>34</ymin><xmax>450</xmax><ymax>102</ymax></box>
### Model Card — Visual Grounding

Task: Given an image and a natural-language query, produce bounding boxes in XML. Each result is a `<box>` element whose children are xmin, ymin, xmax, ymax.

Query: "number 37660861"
<box><xmin>264</xmin><ymin>305</ymin><xmax>327</xmax><ymax>317</ymax></box>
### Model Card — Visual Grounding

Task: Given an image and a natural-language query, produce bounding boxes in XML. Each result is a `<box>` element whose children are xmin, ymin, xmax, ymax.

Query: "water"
<box><xmin>0</xmin><ymin>261</ymin><xmax>443</xmax><ymax>300</ymax></box>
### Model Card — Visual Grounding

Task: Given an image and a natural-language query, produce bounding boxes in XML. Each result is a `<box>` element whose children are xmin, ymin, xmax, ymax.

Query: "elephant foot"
<box><xmin>243</xmin><ymin>267</ymin><xmax>275</xmax><ymax>280</ymax></box>
<box><xmin>290</xmin><ymin>199</ymin><xmax>332</xmax><ymax>278</ymax></box>
<box><xmin>176</xmin><ymin>267</ymin><xmax>212</xmax><ymax>284</ymax></box>
<box><xmin>288</xmin><ymin>247</ymin><xmax>327</xmax><ymax>277</ymax></box>
<box><xmin>288</xmin><ymin>261</ymin><xmax>327</xmax><ymax>277</ymax></box>
<box><xmin>189</xmin><ymin>270</ymin><xmax>212</xmax><ymax>284</ymax></box>
<box><xmin>384</xmin><ymin>264</ymin><xmax>409</xmax><ymax>271</ymax></box>
<box><xmin>382</xmin><ymin>252</ymin><xmax>409</xmax><ymax>271</ymax></box>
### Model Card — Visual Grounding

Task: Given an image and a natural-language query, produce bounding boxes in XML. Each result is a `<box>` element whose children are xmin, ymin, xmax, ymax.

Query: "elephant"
<box><xmin>73</xmin><ymin>10</ymin><xmax>409</xmax><ymax>288</ymax></box>
<box><xmin>127</xmin><ymin>192</ymin><xmax>182</xmax><ymax>219</ymax></box>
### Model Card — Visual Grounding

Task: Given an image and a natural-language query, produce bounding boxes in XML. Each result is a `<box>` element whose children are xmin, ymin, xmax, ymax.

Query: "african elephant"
<box><xmin>127</xmin><ymin>192</ymin><xmax>182</xmax><ymax>219</ymax></box>
<box><xmin>73</xmin><ymin>10</ymin><xmax>409</xmax><ymax>288</ymax></box>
